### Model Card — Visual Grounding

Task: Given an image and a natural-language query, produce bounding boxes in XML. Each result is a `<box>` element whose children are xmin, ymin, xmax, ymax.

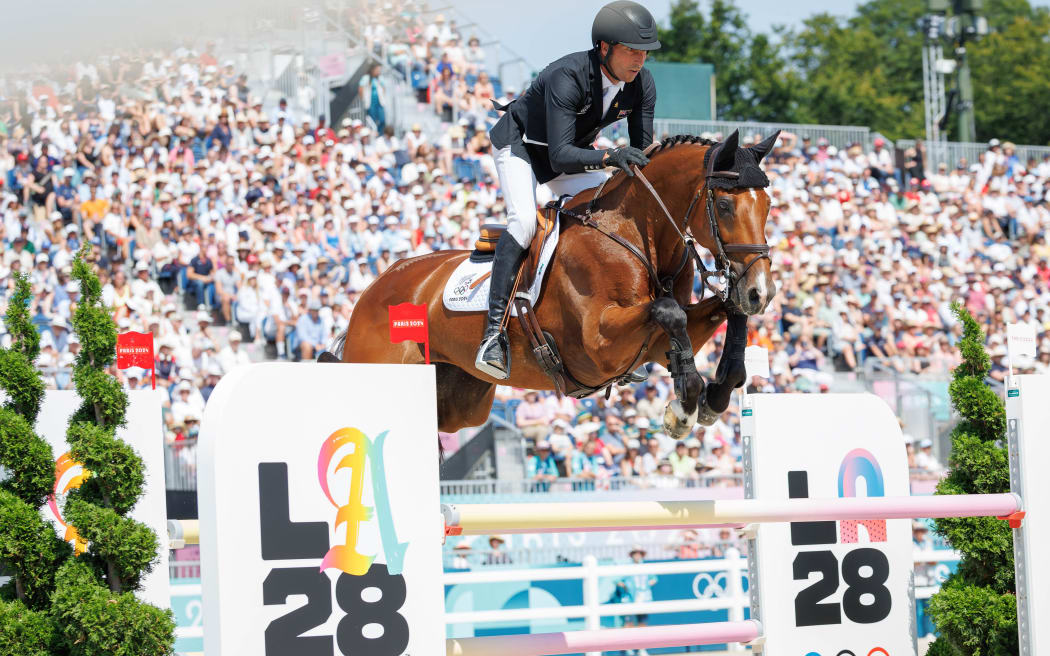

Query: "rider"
<box><xmin>476</xmin><ymin>0</ymin><xmax>660</xmax><ymax>379</ymax></box>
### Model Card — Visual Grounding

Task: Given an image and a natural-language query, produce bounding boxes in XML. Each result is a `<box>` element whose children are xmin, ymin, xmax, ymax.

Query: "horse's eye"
<box><xmin>718</xmin><ymin>199</ymin><xmax>732</xmax><ymax>213</ymax></box>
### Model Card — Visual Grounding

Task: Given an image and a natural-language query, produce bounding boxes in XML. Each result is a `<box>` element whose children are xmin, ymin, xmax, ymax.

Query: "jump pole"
<box><xmin>447</xmin><ymin>619</ymin><xmax>762</xmax><ymax>656</ymax></box>
<box><xmin>442</xmin><ymin>493</ymin><xmax>1022</xmax><ymax>536</ymax></box>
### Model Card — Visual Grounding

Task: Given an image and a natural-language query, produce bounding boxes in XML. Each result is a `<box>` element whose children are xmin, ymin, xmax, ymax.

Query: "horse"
<box><xmin>326</xmin><ymin>129</ymin><xmax>777</xmax><ymax>438</ymax></box>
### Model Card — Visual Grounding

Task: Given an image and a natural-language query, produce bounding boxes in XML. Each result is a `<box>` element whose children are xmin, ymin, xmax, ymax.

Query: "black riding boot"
<box><xmin>475</xmin><ymin>231</ymin><xmax>528</xmax><ymax>379</ymax></box>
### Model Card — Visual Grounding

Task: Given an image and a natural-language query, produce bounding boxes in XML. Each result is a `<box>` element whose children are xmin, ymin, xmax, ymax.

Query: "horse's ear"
<box><xmin>714</xmin><ymin>130</ymin><xmax>739</xmax><ymax>171</ymax></box>
<box><xmin>749</xmin><ymin>130</ymin><xmax>781</xmax><ymax>163</ymax></box>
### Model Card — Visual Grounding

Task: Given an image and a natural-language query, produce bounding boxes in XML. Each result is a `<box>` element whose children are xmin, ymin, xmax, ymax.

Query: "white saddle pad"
<box><xmin>442</xmin><ymin>214</ymin><xmax>560</xmax><ymax>315</ymax></box>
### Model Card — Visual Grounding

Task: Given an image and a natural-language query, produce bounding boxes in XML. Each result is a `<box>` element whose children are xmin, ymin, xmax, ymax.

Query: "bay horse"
<box><xmin>327</xmin><ymin>130</ymin><xmax>777</xmax><ymax>438</ymax></box>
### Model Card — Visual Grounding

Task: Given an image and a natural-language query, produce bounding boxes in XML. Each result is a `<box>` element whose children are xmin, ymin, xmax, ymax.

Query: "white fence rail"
<box><xmin>172</xmin><ymin>548</ymin><xmax>961</xmax><ymax>650</ymax></box>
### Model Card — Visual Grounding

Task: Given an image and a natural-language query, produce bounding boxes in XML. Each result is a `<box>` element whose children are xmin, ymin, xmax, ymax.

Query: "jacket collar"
<box><xmin>588</xmin><ymin>49</ymin><xmax>604</xmax><ymax>122</ymax></box>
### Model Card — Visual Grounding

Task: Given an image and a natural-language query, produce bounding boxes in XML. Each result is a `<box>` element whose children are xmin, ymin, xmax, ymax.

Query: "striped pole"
<box><xmin>442</xmin><ymin>493</ymin><xmax>1021</xmax><ymax>535</ymax></box>
<box><xmin>446</xmin><ymin>619</ymin><xmax>762</xmax><ymax>656</ymax></box>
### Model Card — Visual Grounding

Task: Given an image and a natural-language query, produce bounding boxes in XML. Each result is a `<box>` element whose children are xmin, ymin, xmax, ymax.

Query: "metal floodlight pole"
<box><xmin>952</xmin><ymin>0</ymin><xmax>984</xmax><ymax>143</ymax></box>
<box><xmin>955</xmin><ymin>44</ymin><xmax>976</xmax><ymax>143</ymax></box>
<box><xmin>922</xmin><ymin>2</ymin><xmax>949</xmax><ymax>168</ymax></box>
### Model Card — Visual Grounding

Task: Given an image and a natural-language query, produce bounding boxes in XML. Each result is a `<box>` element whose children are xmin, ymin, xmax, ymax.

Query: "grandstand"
<box><xmin>1</xmin><ymin>1</ymin><xmax>1047</xmax><ymax>653</ymax></box>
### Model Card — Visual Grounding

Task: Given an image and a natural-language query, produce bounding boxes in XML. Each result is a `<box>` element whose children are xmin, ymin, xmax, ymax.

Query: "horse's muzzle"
<box><xmin>730</xmin><ymin>267</ymin><xmax>775</xmax><ymax>316</ymax></box>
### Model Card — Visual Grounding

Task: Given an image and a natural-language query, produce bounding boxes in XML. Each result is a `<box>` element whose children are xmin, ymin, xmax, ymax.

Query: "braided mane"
<box><xmin>647</xmin><ymin>133</ymin><xmax>718</xmax><ymax>156</ymax></box>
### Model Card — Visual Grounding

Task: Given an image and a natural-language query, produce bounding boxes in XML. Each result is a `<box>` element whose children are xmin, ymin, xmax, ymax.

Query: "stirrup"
<box><xmin>475</xmin><ymin>332</ymin><xmax>510</xmax><ymax>380</ymax></box>
<box><xmin>622</xmin><ymin>365</ymin><xmax>649</xmax><ymax>384</ymax></box>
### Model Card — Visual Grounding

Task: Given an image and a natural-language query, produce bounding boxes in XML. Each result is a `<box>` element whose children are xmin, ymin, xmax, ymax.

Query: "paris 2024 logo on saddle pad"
<box><xmin>442</xmin><ymin>213</ymin><xmax>560</xmax><ymax>314</ymax></box>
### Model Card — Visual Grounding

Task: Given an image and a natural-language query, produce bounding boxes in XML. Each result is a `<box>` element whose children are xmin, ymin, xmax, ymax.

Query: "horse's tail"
<box><xmin>316</xmin><ymin>330</ymin><xmax>348</xmax><ymax>363</ymax></box>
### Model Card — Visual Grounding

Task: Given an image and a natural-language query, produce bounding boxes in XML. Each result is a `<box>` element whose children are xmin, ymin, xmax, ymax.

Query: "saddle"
<box><xmin>470</xmin><ymin>206</ymin><xmax>557</xmax><ymax>292</ymax></box>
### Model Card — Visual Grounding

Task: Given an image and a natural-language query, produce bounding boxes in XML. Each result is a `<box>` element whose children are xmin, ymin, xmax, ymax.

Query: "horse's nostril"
<box><xmin>748</xmin><ymin>287</ymin><xmax>761</xmax><ymax>305</ymax></box>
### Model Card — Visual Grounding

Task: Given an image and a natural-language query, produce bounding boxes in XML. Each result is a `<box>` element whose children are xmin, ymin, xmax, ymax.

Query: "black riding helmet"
<box><xmin>591</xmin><ymin>1</ymin><xmax>662</xmax><ymax>51</ymax></box>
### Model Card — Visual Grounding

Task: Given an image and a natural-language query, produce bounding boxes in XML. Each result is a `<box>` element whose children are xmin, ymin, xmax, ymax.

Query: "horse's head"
<box><xmin>689</xmin><ymin>130</ymin><xmax>777</xmax><ymax>316</ymax></box>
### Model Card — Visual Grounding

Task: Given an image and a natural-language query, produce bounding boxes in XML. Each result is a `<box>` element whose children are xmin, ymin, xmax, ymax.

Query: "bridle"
<box><xmin>564</xmin><ymin>145</ymin><xmax>771</xmax><ymax>312</ymax></box>
<box><xmin>675</xmin><ymin>160</ymin><xmax>772</xmax><ymax>306</ymax></box>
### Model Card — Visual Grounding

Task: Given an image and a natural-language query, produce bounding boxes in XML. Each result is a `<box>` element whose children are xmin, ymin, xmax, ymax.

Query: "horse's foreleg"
<box><xmin>697</xmin><ymin>311</ymin><xmax>748</xmax><ymax>426</ymax></box>
<box><xmin>650</xmin><ymin>296</ymin><xmax>703</xmax><ymax>439</ymax></box>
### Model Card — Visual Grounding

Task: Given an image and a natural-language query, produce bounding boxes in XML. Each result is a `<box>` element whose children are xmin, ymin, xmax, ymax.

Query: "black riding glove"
<box><xmin>603</xmin><ymin>146</ymin><xmax>650</xmax><ymax>176</ymax></box>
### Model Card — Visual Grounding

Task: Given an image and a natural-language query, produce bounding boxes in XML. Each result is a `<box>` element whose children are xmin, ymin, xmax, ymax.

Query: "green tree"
<box><xmin>655</xmin><ymin>0</ymin><xmax>1050</xmax><ymax>145</ymax></box>
<box><xmin>653</xmin><ymin>0</ymin><xmax>798</xmax><ymax>122</ymax></box>
<box><xmin>0</xmin><ymin>273</ymin><xmax>67</xmax><ymax>656</ymax></box>
<box><xmin>50</xmin><ymin>246</ymin><xmax>175</xmax><ymax>655</ymax></box>
<box><xmin>784</xmin><ymin>0</ymin><xmax>925</xmax><ymax>140</ymax></box>
<box><xmin>0</xmin><ymin>248</ymin><xmax>175</xmax><ymax>656</ymax></box>
<box><xmin>926</xmin><ymin>303</ymin><xmax>1016</xmax><ymax>655</ymax></box>
<box><xmin>969</xmin><ymin>9</ymin><xmax>1050</xmax><ymax>145</ymax></box>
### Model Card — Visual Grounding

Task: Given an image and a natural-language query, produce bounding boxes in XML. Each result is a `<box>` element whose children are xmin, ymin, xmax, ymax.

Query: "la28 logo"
<box><xmin>258</xmin><ymin>463</ymin><xmax>409</xmax><ymax>655</ymax></box>
<box><xmin>786</xmin><ymin>463</ymin><xmax>893</xmax><ymax>629</ymax></box>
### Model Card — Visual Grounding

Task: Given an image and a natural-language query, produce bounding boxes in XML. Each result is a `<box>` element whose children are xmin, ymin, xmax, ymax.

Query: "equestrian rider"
<box><xmin>475</xmin><ymin>0</ymin><xmax>660</xmax><ymax>379</ymax></box>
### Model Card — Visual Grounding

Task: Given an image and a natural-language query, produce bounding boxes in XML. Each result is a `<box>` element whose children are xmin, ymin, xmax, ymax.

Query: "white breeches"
<box><xmin>494</xmin><ymin>145</ymin><xmax>609</xmax><ymax>248</ymax></box>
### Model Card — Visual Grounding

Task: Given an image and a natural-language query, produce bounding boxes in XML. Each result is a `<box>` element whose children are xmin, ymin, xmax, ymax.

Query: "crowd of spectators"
<box><xmin>0</xmin><ymin>43</ymin><xmax>508</xmax><ymax>447</ymax></box>
<box><xmin>352</xmin><ymin>1</ymin><xmax>510</xmax><ymax>129</ymax></box>
<box><xmin>3</xmin><ymin>21</ymin><xmax>1049</xmax><ymax>479</ymax></box>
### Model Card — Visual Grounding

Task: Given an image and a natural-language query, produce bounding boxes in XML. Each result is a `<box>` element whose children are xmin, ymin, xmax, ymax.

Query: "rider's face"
<box><xmin>600</xmin><ymin>42</ymin><xmax>648</xmax><ymax>83</ymax></box>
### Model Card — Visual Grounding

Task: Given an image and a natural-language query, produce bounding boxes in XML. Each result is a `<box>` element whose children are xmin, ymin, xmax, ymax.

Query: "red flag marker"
<box><xmin>388</xmin><ymin>303</ymin><xmax>430</xmax><ymax>364</ymax></box>
<box><xmin>116</xmin><ymin>331</ymin><xmax>156</xmax><ymax>389</ymax></box>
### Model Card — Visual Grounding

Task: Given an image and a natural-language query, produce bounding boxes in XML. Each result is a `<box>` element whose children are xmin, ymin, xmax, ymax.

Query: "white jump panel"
<box><xmin>1007</xmin><ymin>375</ymin><xmax>1049</xmax><ymax>656</ymax></box>
<box><xmin>197</xmin><ymin>363</ymin><xmax>443</xmax><ymax>656</ymax></box>
<box><xmin>743</xmin><ymin>393</ymin><xmax>915</xmax><ymax>656</ymax></box>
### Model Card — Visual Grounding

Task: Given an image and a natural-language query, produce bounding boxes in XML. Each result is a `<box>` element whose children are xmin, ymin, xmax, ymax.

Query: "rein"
<box><xmin>560</xmin><ymin>151</ymin><xmax>771</xmax><ymax>311</ymax></box>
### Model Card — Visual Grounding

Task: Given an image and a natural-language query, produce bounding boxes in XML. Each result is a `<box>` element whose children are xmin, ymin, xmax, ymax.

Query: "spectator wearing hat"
<box><xmin>218</xmin><ymin>330</ymin><xmax>250</xmax><ymax>374</ymax></box>
<box><xmin>515</xmin><ymin>390</ymin><xmax>553</xmax><ymax>446</ymax></box>
<box><xmin>53</xmin><ymin>168</ymin><xmax>79</xmax><ymax>223</ymax></box>
<box><xmin>668</xmin><ymin>529</ymin><xmax>701</xmax><ymax>560</ymax></box>
<box><xmin>200</xmin><ymin>363</ymin><xmax>224</xmax><ymax>403</ymax></box>
<box><xmin>526</xmin><ymin>440</ymin><xmax>559</xmax><ymax>492</ymax></box>
<box><xmin>123</xmin><ymin>367</ymin><xmax>145</xmax><ymax>392</ymax></box>
<box><xmin>185</xmin><ymin>244</ymin><xmax>216</xmax><ymax>311</ymax></box>
<box><xmin>50</xmin><ymin>318</ymin><xmax>71</xmax><ymax>354</ymax></box>
<box><xmin>451</xmin><ymin>542</ymin><xmax>473</xmax><ymax>570</ymax></box>
<box><xmin>30</xmin><ymin>251</ymin><xmax>57</xmax><ymax>293</ymax></box>
<box><xmin>708</xmin><ymin>443</ymin><xmax>738</xmax><ymax>482</ymax></box>
<box><xmin>235</xmin><ymin>271</ymin><xmax>262</xmax><ymax>339</ymax></box>
<box><xmin>685</xmin><ymin>435</ymin><xmax>706</xmax><ymax>468</ymax></box>
<box><xmin>668</xmin><ymin>440</ymin><xmax>695</xmax><ymax>478</ymax></box>
<box><xmin>545</xmin><ymin>419</ymin><xmax>576</xmax><ymax>475</ymax></box>
<box><xmin>634</xmin><ymin>383</ymin><xmax>663</xmax><ymax>424</ymax></box>
<box><xmin>484</xmin><ymin>535</ymin><xmax>511</xmax><ymax>566</ymax></box>
<box><xmin>130</xmin><ymin>260</ymin><xmax>162</xmax><ymax>309</ymax></box>
<box><xmin>170</xmin><ymin>380</ymin><xmax>204</xmax><ymax>426</ymax></box>
<box><xmin>614</xmin><ymin>545</ymin><xmax>657</xmax><ymax>642</ymax></box>
<box><xmin>293</xmin><ymin>297</ymin><xmax>325</xmax><ymax>361</ymax></box>
<box><xmin>915</xmin><ymin>438</ymin><xmax>943</xmax><ymax>473</ymax></box>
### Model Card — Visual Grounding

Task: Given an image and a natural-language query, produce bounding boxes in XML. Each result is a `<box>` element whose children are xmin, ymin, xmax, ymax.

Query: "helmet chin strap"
<box><xmin>600</xmin><ymin>44</ymin><xmax>621</xmax><ymax>82</ymax></box>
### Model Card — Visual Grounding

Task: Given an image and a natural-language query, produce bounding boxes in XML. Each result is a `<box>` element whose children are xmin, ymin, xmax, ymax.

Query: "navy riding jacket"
<box><xmin>489</xmin><ymin>48</ymin><xmax>656</xmax><ymax>184</ymax></box>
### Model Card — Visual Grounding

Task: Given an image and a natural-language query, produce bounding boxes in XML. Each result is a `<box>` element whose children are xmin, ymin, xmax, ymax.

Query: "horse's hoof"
<box><xmin>663</xmin><ymin>400</ymin><xmax>698</xmax><ymax>439</ymax></box>
<box><xmin>696</xmin><ymin>402</ymin><xmax>720</xmax><ymax>427</ymax></box>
